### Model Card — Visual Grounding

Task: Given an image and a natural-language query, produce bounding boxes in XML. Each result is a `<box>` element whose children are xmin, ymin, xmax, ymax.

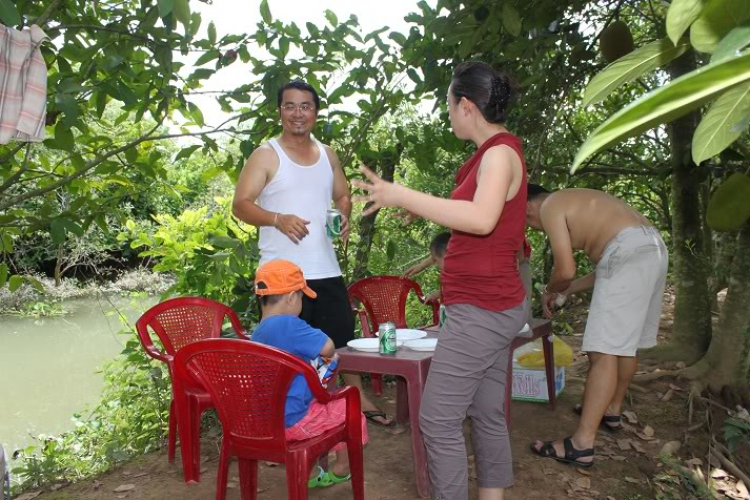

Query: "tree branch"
<box><xmin>35</xmin><ymin>0</ymin><xmax>65</xmax><ymax>28</ymax></box>
<box><xmin>0</xmin><ymin>144</ymin><xmax>32</xmax><ymax>195</ymax></box>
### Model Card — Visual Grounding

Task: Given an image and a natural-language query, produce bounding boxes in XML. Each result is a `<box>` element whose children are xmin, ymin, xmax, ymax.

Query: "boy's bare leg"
<box><xmin>341</xmin><ymin>373</ymin><xmax>393</xmax><ymax>425</ymax></box>
<box><xmin>331</xmin><ymin>449</ymin><xmax>350</xmax><ymax>476</ymax></box>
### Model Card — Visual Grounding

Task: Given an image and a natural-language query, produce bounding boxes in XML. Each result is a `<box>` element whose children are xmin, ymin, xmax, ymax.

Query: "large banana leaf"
<box><xmin>692</xmin><ymin>81</ymin><xmax>750</xmax><ymax>163</ymax></box>
<box><xmin>583</xmin><ymin>38</ymin><xmax>690</xmax><ymax>107</ymax></box>
<box><xmin>691</xmin><ymin>0</ymin><xmax>750</xmax><ymax>53</ymax></box>
<box><xmin>572</xmin><ymin>49</ymin><xmax>750</xmax><ymax>172</ymax></box>
<box><xmin>666</xmin><ymin>0</ymin><xmax>708</xmax><ymax>46</ymax></box>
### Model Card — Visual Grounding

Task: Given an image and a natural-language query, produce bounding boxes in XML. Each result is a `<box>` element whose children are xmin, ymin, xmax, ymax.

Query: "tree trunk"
<box><xmin>700</xmin><ymin>221</ymin><xmax>750</xmax><ymax>391</ymax></box>
<box><xmin>54</xmin><ymin>244</ymin><xmax>64</xmax><ymax>287</ymax></box>
<box><xmin>350</xmin><ymin>156</ymin><xmax>397</xmax><ymax>281</ymax></box>
<box><xmin>661</xmin><ymin>52</ymin><xmax>712</xmax><ymax>363</ymax></box>
<box><xmin>710</xmin><ymin>232</ymin><xmax>736</xmax><ymax>313</ymax></box>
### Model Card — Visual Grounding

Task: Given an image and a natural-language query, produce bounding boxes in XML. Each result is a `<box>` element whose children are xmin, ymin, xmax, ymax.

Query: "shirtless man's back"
<box><xmin>527</xmin><ymin>184</ymin><xmax>668</xmax><ymax>470</ymax></box>
<box><xmin>541</xmin><ymin>188</ymin><xmax>651</xmax><ymax>263</ymax></box>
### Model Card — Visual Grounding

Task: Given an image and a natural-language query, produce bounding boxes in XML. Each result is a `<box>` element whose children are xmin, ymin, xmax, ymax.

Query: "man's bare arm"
<box><xmin>232</xmin><ymin>147</ymin><xmax>275</xmax><ymax>226</ymax></box>
<box><xmin>541</xmin><ymin>202</ymin><xmax>577</xmax><ymax>293</ymax></box>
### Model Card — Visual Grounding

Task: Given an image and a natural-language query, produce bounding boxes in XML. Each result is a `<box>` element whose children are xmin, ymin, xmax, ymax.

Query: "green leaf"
<box><xmin>389</xmin><ymin>32</ymin><xmax>407</xmax><ymax>46</ymax></box>
<box><xmin>0</xmin><ymin>0</ymin><xmax>21</xmax><ymax>26</ymax></box>
<box><xmin>325</xmin><ymin>9</ymin><xmax>338</xmax><ymax>26</ymax></box>
<box><xmin>8</xmin><ymin>274</ymin><xmax>23</xmax><ymax>292</ymax></box>
<box><xmin>50</xmin><ymin>219</ymin><xmax>67</xmax><ymax>244</ymax></box>
<box><xmin>175</xmin><ymin>144</ymin><xmax>201</xmax><ymax>161</ymax></box>
<box><xmin>26</xmin><ymin>277</ymin><xmax>45</xmax><ymax>293</ymax></box>
<box><xmin>173</xmin><ymin>0</ymin><xmax>190</xmax><ymax>27</ymax></box>
<box><xmin>572</xmin><ymin>49</ymin><xmax>750</xmax><ymax>172</ymax></box>
<box><xmin>692</xmin><ymin>81</ymin><xmax>750</xmax><ymax>163</ymax></box>
<box><xmin>712</xmin><ymin>21</ymin><xmax>750</xmax><ymax>62</ymax></box>
<box><xmin>691</xmin><ymin>0</ymin><xmax>750</xmax><ymax>53</ymax></box>
<box><xmin>502</xmin><ymin>3</ymin><xmax>522</xmax><ymax>37</ymax></box>
<box><xmin>195</xmin><ymin>49</ymin><xmax>221</xmax><ymax>66</ymax></box>
<box><xmin>407</xmin><ymin>68</ymin><xmax>423</xmax><ymax>84</ymax></box>
<box><xmin>260</xmin><ymin>0</ymin><xmax>272</xmax><ymax>24</ymax></box>
<box><xmin>583</xmin><ymin>38</ymin><xmax>691</xmax><ymax>107</ymax></box>
<box><xmin>1</xmin><ymin>233</ymin><xmax>11</xmax><ymax>252</ymax></box>
<box><xmin>209</xmin><ymin>235</ymin><xmax>240</xmax><ymax>249</ymax></box>
<box><xmin>208</xmin><ymin>21</ymin><xmax>217</xmax><ymax>44</ymax></box>
<box><xmin>0</xmin><ymin>263</ymin><xmax>7</xmax><ymax>287</ymax></box>
<box><xmin>157</xmin><ymin>0</ymin><xmax>175</xmax><ymax>18</ymax></box>
<box><xmin>666</xmin><ymin>0</ymin><xmax>708</xmax><ymax>45</ymax></box>
<box><xmin>187</xmin><ymin>102</ymin><xmax>204</xmax><ymax>126</ymax></box>
<box><xmin>54</xmin><ymin>122</ymin><xmax>75</xmax><ymax>151</ymax></box>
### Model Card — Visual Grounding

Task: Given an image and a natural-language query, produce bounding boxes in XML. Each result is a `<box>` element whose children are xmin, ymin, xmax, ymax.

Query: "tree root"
<box><xmin>639</xmin><ymin>343</ymin><xmax>703</xmax><ymax>366</ymax></box>
<box><xmin>710</xmin><ymin>446</ymin><xmax>750</xmax><ymax>487</ymax></box>
<box><xmin>632</xmin><ymin>368</ymin><xmax>685</xmax><ymax>383</ymax></box>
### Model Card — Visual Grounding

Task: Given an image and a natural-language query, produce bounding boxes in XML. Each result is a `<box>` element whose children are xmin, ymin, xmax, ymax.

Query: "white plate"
<box><xmin>347</xmin><ymin>338</ymin><xmax>404</xmax><ymax>352</ymax></box>
<box><xmin>404</xmin><ymin>338</ymin><xmax>438</xmax><ymax>352</ymax></box>
<box><xmin>395</xmin><ymin>329</ymin><xmax>428</xmax><ymax>341</ymax></box>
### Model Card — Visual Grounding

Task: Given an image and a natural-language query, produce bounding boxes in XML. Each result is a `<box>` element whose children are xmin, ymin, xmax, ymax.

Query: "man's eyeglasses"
<box><xmin>280</xmin><ymin>103</ymin><xmax>315</xmax><ymax>113</ymax></box>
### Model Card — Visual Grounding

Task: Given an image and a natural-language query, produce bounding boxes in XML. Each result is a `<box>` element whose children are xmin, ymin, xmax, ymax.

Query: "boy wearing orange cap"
<box><xmin>252</xmin><ymin>259</ymin><xmax>369</xmax><ymax>488</ymax></box>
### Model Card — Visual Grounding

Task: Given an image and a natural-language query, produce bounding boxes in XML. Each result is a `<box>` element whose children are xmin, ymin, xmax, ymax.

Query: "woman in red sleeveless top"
<box><xmin>354</xmin><ymin>62</ymin><xmax>528</xmax><ymax>500</ymax></box>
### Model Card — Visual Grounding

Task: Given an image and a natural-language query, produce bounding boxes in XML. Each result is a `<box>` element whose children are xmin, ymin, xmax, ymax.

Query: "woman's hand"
<box><xmin>351</xmin><ymin>166</ymin><xmax>403</xmax><ymax>217</ymax></box>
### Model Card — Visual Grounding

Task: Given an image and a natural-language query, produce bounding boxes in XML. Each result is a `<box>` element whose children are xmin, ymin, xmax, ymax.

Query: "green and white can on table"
<box><xmin>439</xmin><ymin>304</ymin><xmax>447</xmax><ymax>327</ymax></box>
<box><xmin>326</xmin><ymin>208</ymin><xmax>342</xmax><ymax>238</ymax></box>
<box><xmin>378</xmin><ymin>321</ymin><xmax>397</xmax><ymax>354</ymax></box>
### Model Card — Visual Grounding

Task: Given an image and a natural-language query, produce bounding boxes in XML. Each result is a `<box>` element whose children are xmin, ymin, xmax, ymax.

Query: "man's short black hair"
<box><xmin>277</xmin><ymin>79</ymin><xmax>320</xmax><ymax>110</ymax></box>
<box><xmin>429</xmin><ymin>232</ymin><xmax>451</xmax><ymax>257</ymax></box>
<box><xmin>527</xmin><ymin>183</ymin><xmax>551</xmax><ymax>201</ymax></box>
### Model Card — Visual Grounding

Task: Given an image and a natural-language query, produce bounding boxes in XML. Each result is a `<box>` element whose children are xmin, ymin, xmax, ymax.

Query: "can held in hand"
<box><xmin>326</xmin><ymin>208</ymin><xmax>342</xmax><ymax>238</ymax></box>
<box><xmin>379</xmin><ymin>321</ymin><xmax>397</xmax><ymax>354</ymax></box>
<box><xmin>439</xmin><ymin>304</ymin><xmax>447</xmax><ymax>327</ymax></box>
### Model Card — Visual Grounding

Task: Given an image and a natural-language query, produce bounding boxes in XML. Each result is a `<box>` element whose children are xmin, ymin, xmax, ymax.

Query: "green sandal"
<box><xmin>307</xmin><ymin>466</ymin><xmax>351</xmax><ymax>488</ymax></box>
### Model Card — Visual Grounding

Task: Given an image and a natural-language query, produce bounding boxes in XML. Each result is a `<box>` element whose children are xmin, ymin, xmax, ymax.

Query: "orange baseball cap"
<box><xmin>254</xmin><ymin>259</ymin><xmax>317</xmax><ymax>298</ymax></box>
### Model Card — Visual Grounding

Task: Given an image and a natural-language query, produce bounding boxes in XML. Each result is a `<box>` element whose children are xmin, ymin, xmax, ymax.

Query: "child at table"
<box><xmin>251</xmin><ymin>259</ymin><xmax>369</xmax><ymax>488</ymax></box>
<box><xmin>403</xmin><ymin>232</ymin><xmax>451</xmax><ymax>302</ymax></box>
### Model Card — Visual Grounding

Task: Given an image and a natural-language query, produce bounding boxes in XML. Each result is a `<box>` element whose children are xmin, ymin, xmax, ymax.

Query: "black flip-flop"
<box><xmin>530</xmin><ymin>437</ymin><xmax>595</xmax><ymax>468</ymax></box>
<box><xmin>363</xmin><ymin>410</ymin><xmax>396</xmax><ymax>427</ymax></box>
<box><xmin>573</xmin><ymin>404</ymin><xmax>623</xmax><ymax>432</ymax></box>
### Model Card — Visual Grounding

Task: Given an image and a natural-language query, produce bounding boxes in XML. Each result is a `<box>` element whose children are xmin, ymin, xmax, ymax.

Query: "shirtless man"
<box><xmin>527</xmin><ymin>185</ymin><xmax>668</xmax><ymax>467</ymax></box>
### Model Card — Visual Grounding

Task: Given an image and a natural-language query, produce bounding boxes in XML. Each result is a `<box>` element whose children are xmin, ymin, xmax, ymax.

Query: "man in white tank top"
<box><xmin>232</xmin><ymin>80</ymin><xmax>394</xmax><ymax>427</ymax></box>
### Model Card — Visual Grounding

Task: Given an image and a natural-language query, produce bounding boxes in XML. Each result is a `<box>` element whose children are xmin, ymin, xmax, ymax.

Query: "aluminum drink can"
<box><xmin>379</xmin><ymin>321</ymin><xmax>397</xmax><ymax>354</ymax></box>
<box><xmin>439</xmin><ymin>304</ymin><xmax>447</xmax><ymax>327</ymax></box>
<box><xmin>326</xmin><ymin>208</ymin><xmax>342</xmax><ymax>238</ymax></box>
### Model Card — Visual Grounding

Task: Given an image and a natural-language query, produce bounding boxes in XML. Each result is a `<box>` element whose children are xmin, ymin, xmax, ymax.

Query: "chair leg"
<box><xmin>371</xmin><ymin>373</ymin><xmax>384</xmax><ymax>396</ymax></box>
<box><xmin>168</xmin><ymin>399</ymin><xmax>176</xmax><ymax>462</ymax></box>
<box><xmin>542</xmin><ymin>334</ymin><xmax>556</xmax><ymax>410</ymax></box>
<box><xmin>190</xmin><ymin>397</ymin><xmax>202</xmax><ymax>482</ymax></box>
<box><xmin>347</xmin><ymin>440</ymin><xmax>366</xmax><ymax>500</ymax></box>
<box><xmin>285</xmin><ymin>453</ymin><xmax>309</xmax><ymax>500</ymax></box>
<box><xmin>215</xmin><ymin>445</ymin><xmax>230</xmax><ymax>500</ymax></box>
<box><xmin>238</xmin><ymin>459</ymin><xmax>258</xmax><ymax>500</ymax></box>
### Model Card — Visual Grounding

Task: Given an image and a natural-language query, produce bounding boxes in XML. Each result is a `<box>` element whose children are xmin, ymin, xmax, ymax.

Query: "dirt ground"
<box><xmin>26</xmin><ymin>292</ymin><xmax>750</xmax><ymax>500</ymax></box>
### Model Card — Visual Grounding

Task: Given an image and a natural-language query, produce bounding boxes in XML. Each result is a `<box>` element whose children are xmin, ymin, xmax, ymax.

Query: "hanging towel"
<box><xmin>0</xmin><ymin>24</ymin><xmax>48</xmax><ymax>144</ymax></box>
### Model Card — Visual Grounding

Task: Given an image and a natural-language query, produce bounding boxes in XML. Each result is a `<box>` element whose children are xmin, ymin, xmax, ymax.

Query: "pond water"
<box><xmin>0</xmin><ymin>294</ymin><xmax>155</xmax><ymax>461</ymax></box>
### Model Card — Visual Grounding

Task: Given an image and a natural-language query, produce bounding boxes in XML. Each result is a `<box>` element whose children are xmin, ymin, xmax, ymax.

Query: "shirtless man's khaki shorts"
<box><xmin>583</xmin><ymin>226</ymin><xmax>668</xmax><ymax>357</ymax></box>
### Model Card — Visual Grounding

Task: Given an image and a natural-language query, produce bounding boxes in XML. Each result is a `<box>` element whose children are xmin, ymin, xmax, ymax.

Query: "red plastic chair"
<box><xmin>173</xmin><ymin>339</ymin><xmax>365</xmax><ymax>500</ymax></box>
<box><xmin>348</xmin><ymin>276</ymin><xmax>439</xmax><ymax>395</ymax></box>
<box><xmin>135</xmin><ymin>297</ymin><xmax>248</xmax><ymax>482</ymax></box>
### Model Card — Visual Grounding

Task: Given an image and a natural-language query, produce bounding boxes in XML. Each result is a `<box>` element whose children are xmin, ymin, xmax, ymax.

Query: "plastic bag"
<box><xmin>515</xmin><ymin>335</ymin><xmax>573</xmax><ymax>368</ymax></box>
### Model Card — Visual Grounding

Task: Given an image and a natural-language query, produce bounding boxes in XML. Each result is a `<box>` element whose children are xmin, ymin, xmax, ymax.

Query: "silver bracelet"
<box><xmin>273</xmin><ymin>212</ymin><xmax>279</xmax><ymax>228</ymax></box>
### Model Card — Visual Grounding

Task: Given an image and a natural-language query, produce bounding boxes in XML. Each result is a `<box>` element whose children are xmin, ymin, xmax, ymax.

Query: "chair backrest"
<box><xmin>135</xmin><ymin>297</ymin><xmax>248</xmax><ymax>362</ymax></box>
<box><xmin>348</xmin><ymin>275</ymin><xmax>427</xmax><ymax>330</ymax></box>
<box><xmin>173</xmin><ymin>339</ymin><xmax>322</xmax><ymax>454</ymax></box>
